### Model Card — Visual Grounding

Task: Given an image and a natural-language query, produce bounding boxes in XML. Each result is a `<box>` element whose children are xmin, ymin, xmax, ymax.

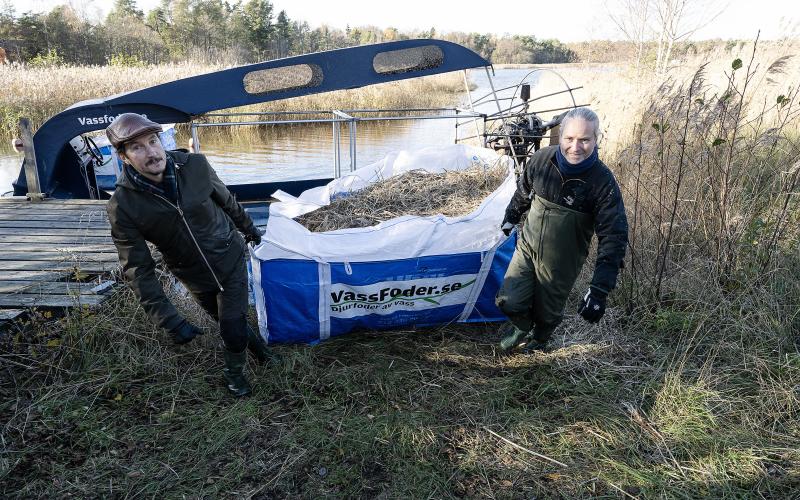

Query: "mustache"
<box><xmin>145</xmin><ymin>156</ymin><xmax>165</xmax><ymax>166</ymax></box>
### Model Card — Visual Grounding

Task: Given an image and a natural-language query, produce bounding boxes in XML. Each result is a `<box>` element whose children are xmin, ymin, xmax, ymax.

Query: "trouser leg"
<box><xmin>216</xmin><ymin>260</ymin><xmax>250</xmax><ymax>353</ymax></box>
<box><xmin>218</xmin><ymin>260</ymin><xmax>253</xmax><ymax>397</ymax></box>
<box><xmin>193</xmin><ymin>290</ymin><xmax>220</xmax><ymax>321</ymax></box>
<box><xmin>191</xmin><ymin>259</ymin><xmax>274</xmax><ymax>365</ymax></box>
<box><xmin>190</xmin><ymin>262</ymin><xmax>249</xmax><ymax>352</ymax></box>
<box><xmin>530</xmin><ymin>253</ymin><xmax>581</xmax><ymax>344</ymax></box>
<box><xmin>495</xmin><ymin>240</ymin><xmax>537</xmax><ymax>332</ymax></box>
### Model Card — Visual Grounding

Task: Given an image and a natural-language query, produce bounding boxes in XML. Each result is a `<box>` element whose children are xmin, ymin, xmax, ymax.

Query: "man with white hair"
<box><xmin>496</xmin><ymin>107</ymin><xmax>628</xmax><ymax>352</ymax></box>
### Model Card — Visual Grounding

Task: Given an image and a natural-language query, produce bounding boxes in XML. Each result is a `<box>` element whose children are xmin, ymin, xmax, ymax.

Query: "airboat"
<box><xmin>12</xmin><ymin>39</ymin><xmax>582</xmax><ymax>205</ymax></box>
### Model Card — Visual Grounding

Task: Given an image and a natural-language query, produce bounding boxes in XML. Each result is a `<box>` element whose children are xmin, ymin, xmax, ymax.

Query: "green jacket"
<box><xmin>107</xmin><ymin>150</ymin><xmax>258</xmax><ymax>331</ymax></box>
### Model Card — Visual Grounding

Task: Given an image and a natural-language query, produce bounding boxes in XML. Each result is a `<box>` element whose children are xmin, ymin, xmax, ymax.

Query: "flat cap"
<box><xmin>105</xmin><ymin>113</ymin><xmax>163</xmax><ymax>150</ymax></box>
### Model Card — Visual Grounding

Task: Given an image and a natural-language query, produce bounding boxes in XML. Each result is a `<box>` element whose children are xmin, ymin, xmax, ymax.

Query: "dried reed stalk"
<box><xmin>296</xmin><ymin>165</ymin><xmax>507</xmax><ymax>232</ymax></box>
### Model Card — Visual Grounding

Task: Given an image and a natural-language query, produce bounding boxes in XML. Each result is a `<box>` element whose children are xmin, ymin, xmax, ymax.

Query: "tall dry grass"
<box><xmin>567</xmin><ymin>38</ymin><xmax>800</xmax><ymax>497</ymax></box>
<box><xmin>543</xmin><ymin>39</ymin><xmax>800</xmax><ymax>155</ymax></box>
<box><xmin>1</xmin><ymin>63</ymin><xmax>223</xmax><ymax>138</ymax></box>
<box><xmin>0</xmin><ymin>63</ymin><xmax>466</xmax><ymax>139</ymax></box>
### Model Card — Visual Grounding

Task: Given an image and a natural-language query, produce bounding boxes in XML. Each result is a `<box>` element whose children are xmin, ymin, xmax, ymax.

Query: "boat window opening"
<box><xmin>373</xmin><ymin>45</ymin><xmax>444</xmax><ymax>75</ymax></box>
<box><xmin>243</xmin><ymin>64</ymin><xmax>323</xmax><ymax>94</ymax></box>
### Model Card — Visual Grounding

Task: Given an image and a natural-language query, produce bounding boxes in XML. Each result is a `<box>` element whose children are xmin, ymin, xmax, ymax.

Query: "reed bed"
<box><xmin>531</xmin><ymin>39</ymin><xmax>800</xmax><ymax>155</ymax></box>
<box><xmin>295</xmin><ymin>164</ymin><xmax>507</xmax><ymax>232</ymax></box>
<box><xmin>0</xmin><ymin>63</ymin><xmax>466</xmax><ymax>139</ymax></box>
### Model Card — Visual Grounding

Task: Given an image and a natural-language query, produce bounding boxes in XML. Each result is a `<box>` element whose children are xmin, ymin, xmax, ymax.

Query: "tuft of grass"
<box><xmin>650</xmin><ymin>375</ymin><xmax>719</xmax><ymax>452</ymax></box>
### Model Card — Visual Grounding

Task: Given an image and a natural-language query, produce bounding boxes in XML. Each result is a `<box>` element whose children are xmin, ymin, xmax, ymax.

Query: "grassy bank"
<box><xmin>1</xmin><ymin>283</ymin><xmax>798</xmax><ymax>497</ymax></box>
<box><xmin>2</xmin><ymin>40</ymin><xmax>800</xmax><ymax>497</ymax></box>
<box><xmin>0</xmin><ymin>63</ymin><xmax>466</xmax><ymax>139</ymax></box>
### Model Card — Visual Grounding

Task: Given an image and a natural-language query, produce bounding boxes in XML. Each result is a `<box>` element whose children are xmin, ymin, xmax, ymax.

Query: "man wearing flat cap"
<box><xmin>105</xmin><ymin>112</ymin><xmax>272</xmax><ymax>397</ymax></box>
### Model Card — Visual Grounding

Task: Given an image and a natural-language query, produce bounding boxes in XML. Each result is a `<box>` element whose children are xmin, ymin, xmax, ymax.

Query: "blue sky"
<box><xmin>5</xmin><ymin>0</ymin><xmax>798</xmax><ymax>42</ymax></box>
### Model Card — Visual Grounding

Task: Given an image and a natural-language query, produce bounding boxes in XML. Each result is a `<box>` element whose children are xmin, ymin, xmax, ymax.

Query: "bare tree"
<box><xmin>607</xmin><ymin>0</ymin><xmax>652</xmax><ymax>71</ymax></box>
<box><xmin>653</xmin><ymin>0</ymin><xmax>727</xmax><ymax>73</ymax></box>
<box><xmin>607</xmin><ymin>0</ymin><xmax>727</xmax><ymax>73</ymax></box>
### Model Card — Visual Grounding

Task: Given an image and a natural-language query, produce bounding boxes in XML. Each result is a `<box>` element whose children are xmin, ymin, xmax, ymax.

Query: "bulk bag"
<box><xmin>250</xmin><ymin>144</ymin><xmax>516</xmax><ymax>344</ymax></box>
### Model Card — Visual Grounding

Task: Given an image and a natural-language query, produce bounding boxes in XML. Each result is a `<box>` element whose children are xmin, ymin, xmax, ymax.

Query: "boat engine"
<box><xmin>487</xmin><ymin>83</ymin><xmax>565</xmax><ymax>167</ymax></box>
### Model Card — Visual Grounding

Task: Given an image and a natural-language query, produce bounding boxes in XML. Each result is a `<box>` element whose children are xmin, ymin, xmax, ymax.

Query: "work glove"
<box><xmin>244</xmin><ymin>228</ymin><xmax>264</xmax><ymax>246</ymax></box>
<box><xmin>171</xmin><ymin>320</ymin><xmax>204</xmax><ymax>345</ymax></box>
<box><xmin>501</xmin><ymin>222</ymin><xmax>515</xmax><ymax>236</ymax></box>
<box><xmin>577</xmin><ymin>287</ymin><xmax>607</xmax><ymax>323</ymax></box>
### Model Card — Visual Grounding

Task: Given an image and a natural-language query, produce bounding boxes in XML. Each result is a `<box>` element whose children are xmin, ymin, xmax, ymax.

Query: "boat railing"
<box><xmin>189</xmin><ymin>107</ymin><xmax>487</xmax><ymax>179</ymax></box>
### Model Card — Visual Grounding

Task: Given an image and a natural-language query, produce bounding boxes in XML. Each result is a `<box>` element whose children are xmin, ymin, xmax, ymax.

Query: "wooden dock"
<box><xmin>0</xmin><ymin>197</ymin><xmax>118</xmax><ymax>328</ymax></box>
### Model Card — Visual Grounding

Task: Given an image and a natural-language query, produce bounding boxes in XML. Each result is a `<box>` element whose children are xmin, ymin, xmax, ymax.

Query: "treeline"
<box><xmin>0</xmin><ymin>0</ymin><xmax>577</xmax><ymax>65</ymax></box>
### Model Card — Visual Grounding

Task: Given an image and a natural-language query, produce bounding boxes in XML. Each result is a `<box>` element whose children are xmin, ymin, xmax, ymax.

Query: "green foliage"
<box><xmin>29</xmin><ymin>49</ymin><xmax>65</xmax><ymax>68</ymax></box>
<box><xmin>108</xmin><ymin>0</ymin><xmax>144</xmax><ymax>20</ymax></box>
<box><xmin>243</xmin><ymin>0</ymin><xmax>275</xmax><ymax>58</ymax></box>
<box><xmin>732</xmin><ymin>58</ymin><xmax>743</xmax><ymax>70</ymax></box>
<box><xmin>107</xmin><ymin>53</ymin><xmax>147</xmax><ymax>67</ymax></box>
<box><xmin>649</xmin><ymin>308</ymin><xmax>695</xmax><ymax>334</ymax></box>
<box><xmin>1</xmin><ymin>0</ymin><xmax>578</xmax><ymax>66</ymax></box>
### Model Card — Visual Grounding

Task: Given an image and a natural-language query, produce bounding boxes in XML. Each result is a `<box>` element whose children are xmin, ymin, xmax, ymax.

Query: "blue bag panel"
<box><xmin>329</xmin><ymin>304</ymin><xmax>468</xmax><ymax>338</ymax></box>
<box><xmin>466</xmin><ymin>232</ymin><xmax>516</xmax><ymax>322</ymax></box>
<box><xmin>255</xmin><ymin>240</ymin><xmax>517</xmax><ymax>344</ymax></box>
<box><xmin>259</xmin><ymin>259</ymin><xmax>320</xmax><ymax>344</ymax></box>
<box><xmin>326</xmin><ymin>253</ymin><xmax>484</xmax><ymax>337</ymax></box>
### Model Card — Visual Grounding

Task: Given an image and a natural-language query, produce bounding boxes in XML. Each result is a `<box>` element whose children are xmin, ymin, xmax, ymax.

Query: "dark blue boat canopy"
<box><xmin>14</xmin><ymin>39</ymin><xmax>489</xmax><ymax>198</ymax></box>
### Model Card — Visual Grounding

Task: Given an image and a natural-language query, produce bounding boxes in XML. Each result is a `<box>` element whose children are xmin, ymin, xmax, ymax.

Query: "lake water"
<box><xmin>0</xmin><ymin>67</ymin><xmax>575</xmax><ymax>194</ymax></box>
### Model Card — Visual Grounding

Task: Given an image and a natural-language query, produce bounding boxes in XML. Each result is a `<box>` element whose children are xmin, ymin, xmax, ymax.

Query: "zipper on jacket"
<box><xmin>150</xmin><ymin>192</ymin><xmax>225</xmax><ymax>293</ymax></box>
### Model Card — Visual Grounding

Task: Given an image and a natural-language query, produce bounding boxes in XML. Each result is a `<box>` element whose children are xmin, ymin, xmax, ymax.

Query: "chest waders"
<box><xmin>495</xmin><ymin>196</ymin><xmax>594</xmax><ymax>341</ymax></box>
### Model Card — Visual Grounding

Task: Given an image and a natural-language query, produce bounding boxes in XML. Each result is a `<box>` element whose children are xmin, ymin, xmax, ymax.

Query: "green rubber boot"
<box><xmin>520</xmin><ymin>335</ymin><xmax>549</xmax><ymax>353</ymax></box>
<box><xmin>247</xmin><ymin>326</ymin><xmax>280</xmax><ymax>365</ymax></box>
<box><xmin>499</xmin><ymin>326</ymin><xmax>530</xmax><ymax>352</ymax></box>
<box><xmin>520</xmin><ymin>326</ymin><xmax>555</xmax><ymax>353</ymax></box>
<box><xmin>223</xmin><ymin>349</ymin><xmax>252</xmax><ymax>397</ymax></box>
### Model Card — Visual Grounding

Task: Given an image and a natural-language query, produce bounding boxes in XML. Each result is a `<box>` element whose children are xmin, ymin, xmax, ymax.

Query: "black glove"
<box><xmin>171</xmin><ymin>320</ymin><xmax>204</xmax><ymax>345</ymax></box>
<box><xmin>244</xmin><ymin>228</ymin><xmax>264</xmax><ymax>246</ymax></box>
<box><xmin>501</xmin><ymin>221</ymin><xmax>515</xmax><ymax>236</ymax></box>
<box><xmin>577</xmin><ymin>287</ymin><xmax>607</xmax><ymax>323</ymax></box>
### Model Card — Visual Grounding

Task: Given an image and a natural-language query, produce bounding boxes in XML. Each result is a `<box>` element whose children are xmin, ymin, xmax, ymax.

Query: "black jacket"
<box><xmin>503</xmin><ymin>146</ymin><xmax>628</xmax><ymax>293</ymax></box>
<box><xmin>107</xmin><ymin>150</ymin><xmax>258</xmax><ymax>331</ymax></box>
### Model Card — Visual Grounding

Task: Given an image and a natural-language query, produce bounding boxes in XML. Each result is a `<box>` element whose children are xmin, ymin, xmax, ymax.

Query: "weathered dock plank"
<box><xmin>0</xmin><ymin>198</ymin><xmax>119</xmax><ymax>321</ymax></box>
<box><xmin>0</xmin><ymin>235</ymin><xmax>113</xmax><ymax>244</ymax></box>
<box><xmin>0</xmin><ymin>201</ymin><xmax>106</xmax><ymax>210</ymax></box>
<box><xmin>0</xmin><ymin>198</ymin><xmax>107</xmax><ymax>205</ymax></box>
<box><xmin>0</xmin><ymin>202</ymin><xmax>107</xmax><ymax>209</ymax></box>
<box><xmin>0</xmin><ymin>250</ymin><xmax>119</xmax><ymax>261</ymax></box>
<box><xmin>0</xmin><ymin>212</ymin><xmax>110</xmax><ymax>222</ymax></box>
<box><xmin>0</xmin><ymin>281</ymin><xmax>112</xmax><ymax>295</ymax></box>
<box><xmin>0</xmin><ymin>260</ymin><xmax>114</xmax><ymax>272</ymax></box>
<box><xmin>0</xmin><ymin>221</ymin><xmax>110</xmax><ymax>229</ymax></box>
<box><xmin>0</xmin><ymin>243</ymin><xmax>115</xmax><ymax>252</ymax></box>
<box><xmin>0</xmin><ymin>309</ymin><xmax>24</xmax><ymax>321</ymax></box>
<box><xmin>1</xmin><ymin>270</ymin><xmax>71</xmax><ymax>281</ymax></box>
<box><xmin>0</xmin><ymin>227</ymin><xmax>112</xmax><ymax>237</ymax></box>
<box><xmin>0</xmin><ymin>294</ymin><xmax>108</xmax><ymax>308</ymax></box>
